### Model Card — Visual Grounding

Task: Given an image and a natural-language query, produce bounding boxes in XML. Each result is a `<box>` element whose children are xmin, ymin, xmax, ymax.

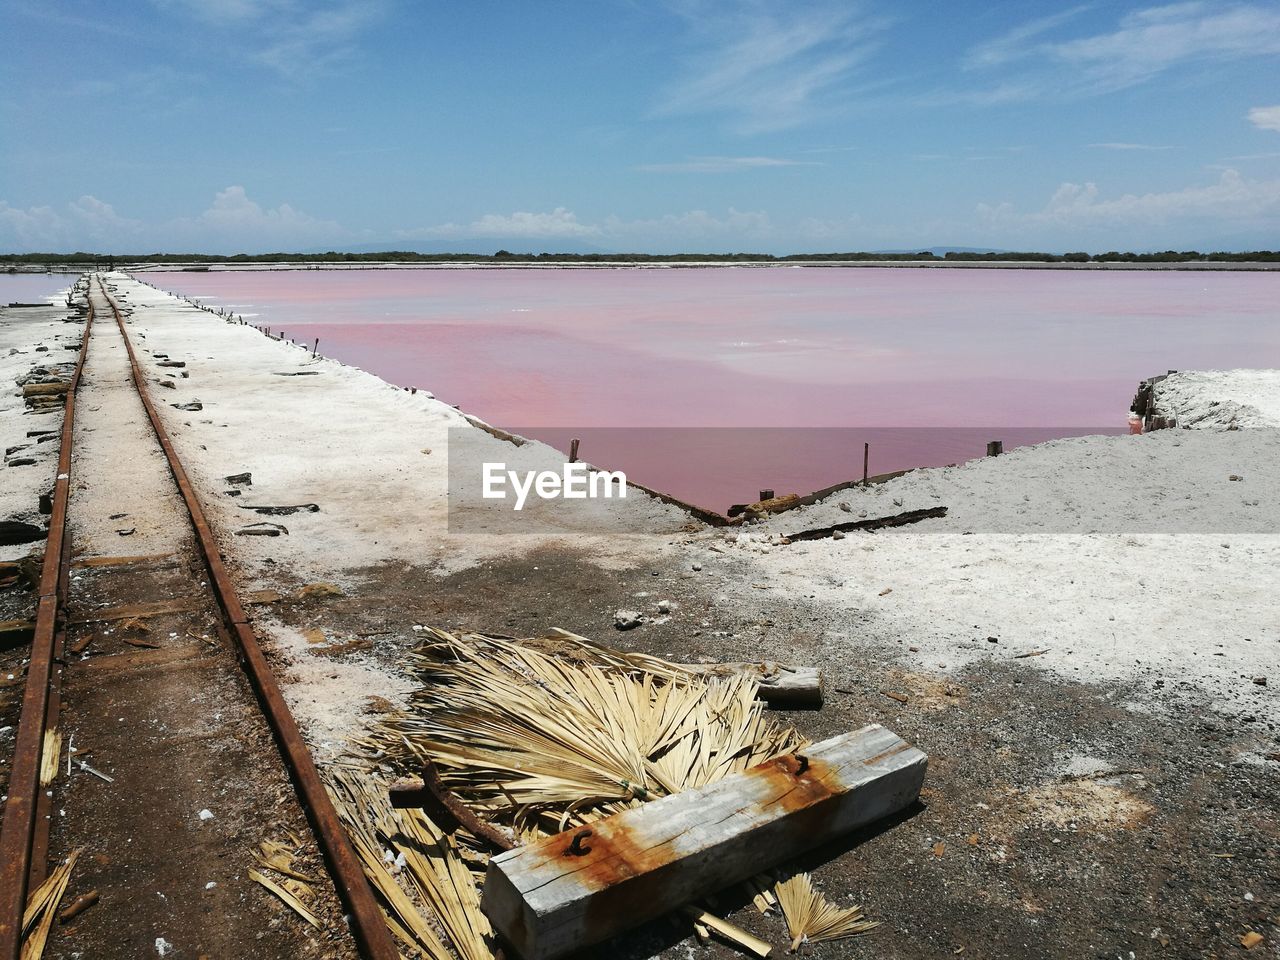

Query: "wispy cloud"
<box><xmin>963</xmin><ymin>6</ymin><xmax>1092</xmax><ymax>69</ymax></box>
<box><xmin>1249</xmin><ymin>105</ymin><xmax>1280</xmax><ymax>132</ymax></box>
<box><xmin>151</xmin><ymin>0</ymin><xmax>387</xmax><ymax>79</ymax></box>
<box><xmin>636</xmin><ymin>155</ymin><xmax>820</xmax><ymax>173</ymax></box>
<box><xmin>654</xmin><ymin>1</ymin><xmax>891</xmax><ymax>132</ymax></box>
<box><xmin>1087</xmin><ymin>142</ymin><xmax>1177</xmax><ymax>150</ymax></box>
<box><xmin>952</xmin><ymin>3</ymin><xmax>1280</xmax><ymax>102</ymax></box>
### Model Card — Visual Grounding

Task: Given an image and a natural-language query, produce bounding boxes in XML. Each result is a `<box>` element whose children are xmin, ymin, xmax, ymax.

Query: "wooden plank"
<box><xmin>0</xmin><ymin>620</ymin><xmax>35</xmax><ymax>650</ymax></box>
<box><xmin>481</xmin><ymin>724</ymin><xmax>926</xmax><ymax>960</ymax></box>
<box><xmin>782</xmin><ymin>506</ymin><xmax>947</xmax><ymax>543</ymax></box>
<box><xmin>68</xmin><ymin>597</ymin><xmax>204</xmax><ymax>625</ymax></box>
<box><xmin>70</xmin><ymin>552</ymin><xmax>176</xmax><ymax>569</ymax></box>
<box><xmin>677</xmin><ymin>661</ymin><xmax>823</xmax><ymax>708</ymax></box>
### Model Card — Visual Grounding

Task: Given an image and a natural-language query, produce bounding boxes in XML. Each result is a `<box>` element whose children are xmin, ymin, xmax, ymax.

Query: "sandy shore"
<box><xmin>9</xmin><ymin>273</ymin><xmax>1276</xmax><ymax>959</ymax></box>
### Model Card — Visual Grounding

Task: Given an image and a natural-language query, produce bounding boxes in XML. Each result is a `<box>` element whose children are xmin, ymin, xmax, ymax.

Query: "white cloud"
<box><xmin>636</xmin><ymin>155</ymin><xmax>820</xmax><ymax>173</ymax></box>
<box><xmin>412</xmin><ymin>208</ymin><xmax>601</xmax><ymax>240</ymax></box>
<box><xmin>1248</xmin><ymin>105</ymin><xmax>1280</xmax><ymax>132</ymax></box>
<box><xmin>402</xmin><ymin>206</ymin><xmax>774</xmax><ymax>249</ymax></box>
<box><xmin>1087</xmin><ymin>142</ymin><xmax>1177</xmax><ymax>151</ymax></box>
<box><xmin>178</xmin><ymin>185</ymin><xmax>342</xmax><ymax>248</ymax></box>
<box><xmin>0</xmin><ymin>195</ymin><xmax>143</xmax><ymax>250</ymax></box>
<box><xmin>603</xmin><ymin>208</ymin><xmax>775</xmax><ymax>247</ymax></box>
<box><xmin>955</xmin><ymin>3</ymin><xmax>1280</xmax><ymax>101</ymax></box>
<box><xmin>0</xmin><ymin>186</ymin><xmax>344</xmax><ymax>253</ymax></box>
<box><xmin>655</xmin><ymin>2</ymin><xmax>890</xmax><ymax>132</ymax></box>
<box><xmin>0</xmin><ymin>202</ymin><xmax>66</xmax><ymax>250</ymax></box>
<box><xmin>978</xmin><ymin>170</ymin><xmax>1280</xmax><ymax>237</ymax></box>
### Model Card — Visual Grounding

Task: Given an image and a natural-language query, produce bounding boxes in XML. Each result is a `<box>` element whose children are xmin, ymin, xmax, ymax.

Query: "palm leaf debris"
<box><xmin>251</xmin><ymin>833</ymin><xmax>321</xmax><ymax>929</ymax></box>
<box><xmin>368</xmin><ymin>628</ymin><xmax>806</xmax><ymax>841</ymax></box>
<box><xmin>21</xmin><ymin>851</ymin><xmax>78</xmax><ymax>960</ymax></box>
<box><xmin>775</xmin><ymin>873</ymin><xmax>878</xmax><ymax>952</ymax></box>
<box><xmin>330</xmin><ymin>628</ymin><xmax>880</xmax><ymax>959</ymax></box>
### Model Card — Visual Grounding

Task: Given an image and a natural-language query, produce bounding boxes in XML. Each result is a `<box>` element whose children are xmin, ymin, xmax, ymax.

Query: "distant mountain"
<box><xmin>304</xmin><ymin>238</ymin><xmax>614</xmax><ymax>257</ymax></box>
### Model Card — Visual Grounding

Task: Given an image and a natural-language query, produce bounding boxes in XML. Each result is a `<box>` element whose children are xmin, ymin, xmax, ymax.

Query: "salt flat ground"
<box><xmin>52</xmin><ymin>274</ymin><xmax>1280</xmax><ymax>958</ymax></box>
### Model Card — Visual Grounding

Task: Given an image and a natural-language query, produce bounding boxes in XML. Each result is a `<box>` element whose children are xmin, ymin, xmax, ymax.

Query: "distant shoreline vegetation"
<box><xmin>3</xmin><ymin>249</ymin><xmax>1279</xmax><ymax>267</ymax></box>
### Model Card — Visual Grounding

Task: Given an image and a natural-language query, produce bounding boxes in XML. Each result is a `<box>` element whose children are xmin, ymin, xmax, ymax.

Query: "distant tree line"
<box><xmin>3</xmin><ymin>248</ymin><xmax>1280</xmax><ymax>267</ymax></box>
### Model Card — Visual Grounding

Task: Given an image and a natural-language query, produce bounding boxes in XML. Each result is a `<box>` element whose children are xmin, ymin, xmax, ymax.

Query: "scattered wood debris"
<box><xmin>21</xmin><ymin>851</ymin><xmax>78</xmax><ymax>959</ymax></box>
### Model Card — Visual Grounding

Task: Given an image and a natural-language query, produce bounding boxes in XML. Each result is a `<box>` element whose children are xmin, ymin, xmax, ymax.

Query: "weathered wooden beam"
<box><xmin>782</xmin><ymin>505</ymin><xmax>947</xmax><ymax>543</ymax></box>
<box><xmin>481</xmin><ymin>724</ymin><xmax>926</xmax><ymax>960</ymax></box>
<box><xmin>68</xmin><ymin>597</ymin><xmax>204</xmax><ymax>625</ymax></box>
<box><xmin>678</xmin><ymin>661</ymin><xmax>823</xmax><ymax>708</ymax></box>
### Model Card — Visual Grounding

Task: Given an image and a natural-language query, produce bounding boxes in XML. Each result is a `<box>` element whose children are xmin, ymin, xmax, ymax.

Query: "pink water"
<box><xmin>136</xmin><ymin>267</ymin><xmax>1279</xmax><ymax>510</ymax></box>
<box><xmin>0</xmin><ymin>274</ymin><xmax>74</xmax><ymax>303</ymax></box>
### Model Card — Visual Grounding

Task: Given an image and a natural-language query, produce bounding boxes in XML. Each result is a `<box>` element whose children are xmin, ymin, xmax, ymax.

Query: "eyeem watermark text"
<box><xmin>482</xmin><ymin>462</ymin><xmax>627</xmax><ymax>511</ymax></box>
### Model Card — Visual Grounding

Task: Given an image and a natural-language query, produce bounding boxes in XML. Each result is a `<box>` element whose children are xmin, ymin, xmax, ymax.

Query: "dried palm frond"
<box><xmin>775</xmin><ymin>873</ymin><xmax>878</xmax><ymax>952</ymax></box>
<box><xmin>327</xmin><ymin>768</ymin><xmax>494</xmax><ymax>960</ymax></box>
<box><xmin>22</xmin><ymin>850</ymin><xmax>78</xmax><ymax>960</ymax></box>
<box><xmin>369</xmin><ymin>629</ymin><xmax>805</xmax><ymax>839</ymax></box>
<box><xmin>251</xmin><ymin>833</ymin><xmax>321</xmax><ymax>928</ymax></box>
<box><xmin>253</xmin><ymin>833</ymin><xmax>316</xmax><ymax>883</ymax></box>
<box><xmin>249</xmin><ymin>869</ymin><xmax>320</xmax><ymax>929</ymax></box>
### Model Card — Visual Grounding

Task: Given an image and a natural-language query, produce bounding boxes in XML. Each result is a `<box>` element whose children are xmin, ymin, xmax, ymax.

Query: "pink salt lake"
<box><xmin>135</xmin><ymin>267</ymin><xmax>1279</xmax><ymax>511</ymax></box>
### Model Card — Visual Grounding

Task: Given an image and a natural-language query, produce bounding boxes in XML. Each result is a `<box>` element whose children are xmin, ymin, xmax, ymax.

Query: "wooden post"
<box><xmin>986</xmin><ymin>440</ymin><xmax>1003</xmax><ymax>457</ymax></box>
<box><xmin>482</xmin><ymin>725</ymin><xmax>927</xmax><ymax>960</ymax></box>
<box><xmin>758</xmin><ymin>488</ymin><xmax>774</xmax><ymax>501</ymax></box>
<box><xmin>569</xmin><ymin>438</ymin><xmax>580</xmax><ymax>463</ymax></box>
<box><xmin>862</xmin><ymin>442</ymin><xmax>869</xmax><ymax>484</ymax></box>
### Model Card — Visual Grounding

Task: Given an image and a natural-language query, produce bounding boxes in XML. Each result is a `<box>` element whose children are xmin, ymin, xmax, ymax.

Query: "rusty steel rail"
<box><xmin>0</xmin><ymin>284</ymin><xmax>93</xmax><ymax>960</ymax></box>
<box><xmin>94</xmin><ymin>278</ymin><xmax>397</xmax><ymax>960</ymax></box>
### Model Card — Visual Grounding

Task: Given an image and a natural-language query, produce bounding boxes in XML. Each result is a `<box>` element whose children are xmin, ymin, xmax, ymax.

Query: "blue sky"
<box><xmin>2</xmin><ymin>0</ymin><xmax>1279</xmax><ymax>254</ymax></box>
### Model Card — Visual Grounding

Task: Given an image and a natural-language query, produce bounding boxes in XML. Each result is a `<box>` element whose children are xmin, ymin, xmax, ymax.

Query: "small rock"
<box><xmin>987</xmin><ymin>636</ymin><xmax>999</xmax><ymax>643</ymax></box>
<box><xmin>837</xmin><ymin>502</ymin><xmax>852</xmax><ymax>513</ymax></box>
<box><xmin>1253</xmin><ymin>676</ymin><xmax>1267</xmax><ymax>686</ymax></box>
<box><xmin>832</xmin><ymin>529</ymin><xmax>846</xmax><ymax>540</ymax></box>
<box><xmin>198</xmin><ymin>808</ymin><xmax>214</xmax><ymax>821</ymax></box>
<box><xmin>908</xmin><ymin>645</ymin><xmax>919</xmax><ymax>652</ymax></box>
<box><xmin>691</xmin><ymin>563</ymin><xmax>702</xmax><ymax>572</ymax></box>
<box><xmin>614</xmin><ymin>610</ymin><xmax>643</xmax><ymax>630</ymax></box>
<box><xmin>656</xmin><ymin>599</ymin><xmax>670</xmax><ymax>614</ymax></box>
<box><xmin>1229</xmin><ymin>474</ymin><xmax>1242</xmax><ymax>481</ymax></box>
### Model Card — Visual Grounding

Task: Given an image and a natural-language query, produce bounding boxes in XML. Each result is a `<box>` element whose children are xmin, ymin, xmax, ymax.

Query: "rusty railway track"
<box><xmin>0</xmin><ymin>276</ymin><xmax>397</xmax><ymax>960</ymax></box>
<box><xmin>0</xmin><ymin>281</ymin><xmax>92</xmax><ymax>958</ymax></box>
